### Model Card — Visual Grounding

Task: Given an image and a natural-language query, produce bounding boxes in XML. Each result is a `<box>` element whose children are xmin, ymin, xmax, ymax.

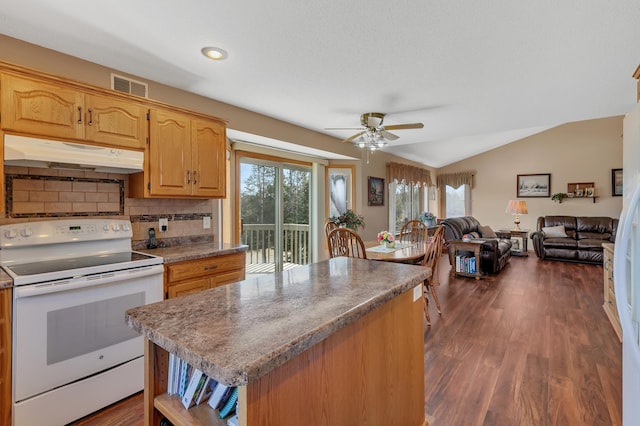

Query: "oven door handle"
<box><xmin>13</xmin><ymin>264</ymin><xmax>164</xmax><ymax>298</ymax></box>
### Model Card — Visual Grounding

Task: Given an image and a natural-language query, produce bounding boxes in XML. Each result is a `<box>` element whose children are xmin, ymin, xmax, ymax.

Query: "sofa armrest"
<box><xmin>530</xmin><ymin>231</ymin><xmax>545</xmax><ymax>259</ymax></box>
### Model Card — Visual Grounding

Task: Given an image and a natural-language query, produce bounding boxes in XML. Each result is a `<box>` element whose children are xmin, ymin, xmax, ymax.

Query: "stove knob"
<box><xmin>103</xmin><ymin>224</ymin><xmax>110</xmax><ymax>232</ymax></box>
<box><xmin>4</xmin><ymin>229</ymin><xmax>17</xmax><ymax>239</ymax></box>
<box><xmin>20</xmin><ymin>228</ymin><xmax>33</xmax><ymax>238</ymax></box>
<box><xmin>122</xmin><ymin>223</ymin><xmax>131</xmax><ymax>231</ymax></box>
<box><xmin>112</xmin><ymin>224</ymin><xmax>120</xmax><ymax>231</ymax></box>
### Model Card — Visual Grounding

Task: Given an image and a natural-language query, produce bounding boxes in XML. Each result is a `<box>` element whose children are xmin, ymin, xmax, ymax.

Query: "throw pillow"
<box><xmin>542</xmin><ymin>225</ymin><xmax>568</xmax><ymax>238</ymax></box>
<box><xmin>479</xmin><ymin>225</ymin><xmax>497</xmax><ymax>238</ymax></box>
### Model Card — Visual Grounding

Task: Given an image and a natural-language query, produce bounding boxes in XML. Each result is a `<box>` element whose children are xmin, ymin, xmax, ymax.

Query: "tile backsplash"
<box><xmin>2</xmin><ymin>166</ymin><xmax>218</xmax><ymax>247</ymax></box>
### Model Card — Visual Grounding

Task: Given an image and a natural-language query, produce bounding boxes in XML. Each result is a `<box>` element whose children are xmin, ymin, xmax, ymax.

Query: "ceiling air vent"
<box><xmin>111</xmin><ymin>73</ymin><xmax>148</xmax><ymax>98</ymax></box>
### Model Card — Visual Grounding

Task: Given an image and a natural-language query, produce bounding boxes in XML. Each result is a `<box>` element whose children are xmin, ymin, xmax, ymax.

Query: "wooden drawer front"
<box><xmin>211</xmin><ymin>269</ymin><xmax>245</xmax><ymax>289</ymax></box>
<box><xmin>607</xmin><ymin>287</ymin><xmax>619</xmax><ymax>318</ymax></box>
<box><xmin>167</xmin><ymin>277</ymin><xmax>210</xmax><ymax>299</ymax></box>
<box><xmin>167</xmin><ymin>252</ymin><xmax>245</xmax><ymax>282</ymax></box>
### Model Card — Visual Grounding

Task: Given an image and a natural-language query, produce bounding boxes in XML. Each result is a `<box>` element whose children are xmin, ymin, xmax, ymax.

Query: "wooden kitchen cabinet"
<box><xmin>130</xmin><ymin>109</ymin><xmax>226</xmax><ymax>198</ymax></box>
<box><xmin>165</xmin><ymin>252</ymin><xmax>245</xmax><ymax>299</ymax></box>
<box><xmin>1</xmin><ymin>74</ymin><xmax>147</xmax><ymax>150</ymax></box>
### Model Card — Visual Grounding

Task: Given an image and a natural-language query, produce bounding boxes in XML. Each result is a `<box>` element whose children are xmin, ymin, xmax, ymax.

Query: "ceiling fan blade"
<box><xmin>325</xmin><ymin>127</ymin><xmax>365</xmax><ymax>130</ymax></box>
<box><xmin>343</xmin><ymin>131</ymin><xmax>365</xmax><ymax>143</ymax></box>
<box><xmin>380</xmin><ymin>130</ymin><xmax>399</xmax><ymax>140</ymax></box>
<box><xmin>383</xmin><ymin>123</ymin><xmax>424</xmax><ymax>130</ymax></box>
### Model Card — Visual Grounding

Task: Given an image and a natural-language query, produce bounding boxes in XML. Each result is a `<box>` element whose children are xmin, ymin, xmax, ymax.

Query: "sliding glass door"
<box><xmin>238</xmin><ymin>154</ymin><xmax>311</xmax><ymax>277</ymax></box>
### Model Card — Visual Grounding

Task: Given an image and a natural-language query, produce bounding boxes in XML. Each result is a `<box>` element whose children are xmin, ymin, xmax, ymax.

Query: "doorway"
<box><xmin>237</xmin><ymin>152</ymin><xmax>312</xmax><ymax>277</ymax></box>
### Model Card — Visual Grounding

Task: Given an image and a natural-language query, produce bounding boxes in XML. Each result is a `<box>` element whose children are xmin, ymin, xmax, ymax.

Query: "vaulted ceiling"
<box><xmin>1</xmin><ymin>1</ymin><xmax>639</xmax><ymax>167</ymax></box>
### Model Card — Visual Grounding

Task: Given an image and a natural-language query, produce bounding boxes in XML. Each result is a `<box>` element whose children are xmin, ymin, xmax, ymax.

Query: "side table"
<box><xmin>496</xmin><ymin>229</ymin><xmax>529</xmax><ymax>257</ymax></box>
<box><xmin>449</xmin><ymin>239</ymin><xmax>484</xmax><ymax>280</ymax></box>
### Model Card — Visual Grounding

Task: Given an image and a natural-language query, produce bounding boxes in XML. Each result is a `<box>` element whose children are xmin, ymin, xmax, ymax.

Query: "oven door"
<box><xmin>13</xmin><ymin>264</ymin><xmax>163</xmax><ymax>402</ymax></box>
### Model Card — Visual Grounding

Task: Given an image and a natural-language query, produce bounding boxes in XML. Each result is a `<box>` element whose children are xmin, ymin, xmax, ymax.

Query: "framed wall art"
<box><xmin>517</xmin><ymin>173</ymin><xmax>551</xmax><ymax>198</ymax></box>
<box><xmin>367</xmin><ymin>176</ymin><xmax>384</xmax><ymax>206</ymax></box>
<box><xmin>612</xmin><ymin>168</ymin><xmax>623</xmax><ymax>196</ymax></box>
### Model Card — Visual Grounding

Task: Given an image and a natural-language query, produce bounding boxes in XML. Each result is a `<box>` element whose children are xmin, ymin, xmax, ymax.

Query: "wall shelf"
<box><xmin>558</xmin><ymin>196</ymin><xmax>599</xmax><ymax>204</ymax></box>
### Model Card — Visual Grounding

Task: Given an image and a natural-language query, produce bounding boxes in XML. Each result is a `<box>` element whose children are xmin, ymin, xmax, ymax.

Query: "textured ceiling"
<box><xmin>1</xmin><ymin>1</ymin><xmax>639</xmax><ymax>167</ymax></box>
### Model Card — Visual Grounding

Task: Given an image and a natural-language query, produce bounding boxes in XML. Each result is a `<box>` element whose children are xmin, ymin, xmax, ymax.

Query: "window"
<box><xmin>389</xmin><ymin>181</ymin><xmax>427</xmax><ymax>233</ymax></box>
<box><xmin>445</xmin><ymin>184</ymin><xmax>470</xmax><ymax>217</ymax></box>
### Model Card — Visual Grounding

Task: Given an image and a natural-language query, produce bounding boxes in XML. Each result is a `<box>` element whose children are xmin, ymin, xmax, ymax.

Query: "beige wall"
<box><xmin>438</xmin><ymin>116</ymin><xmax>623</xmax><ymax>233</ymax></box>
<box><xmin>0</xmin><ymin>35</ymin><xmax>435</xmax><ymax>243</ymax></box>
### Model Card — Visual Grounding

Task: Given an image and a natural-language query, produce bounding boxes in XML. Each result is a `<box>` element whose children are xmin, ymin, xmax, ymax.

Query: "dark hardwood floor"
<box><xmin>71</xmin><ymin>255</ymin><xmax>622</xmax><ymax>426</ymax></box>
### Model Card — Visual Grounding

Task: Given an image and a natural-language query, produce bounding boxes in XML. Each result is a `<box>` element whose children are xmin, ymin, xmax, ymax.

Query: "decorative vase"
<box><xmin>385</xmin><ymin>241</ymin><xmax>395</xmax><ymax>248</ymax></box>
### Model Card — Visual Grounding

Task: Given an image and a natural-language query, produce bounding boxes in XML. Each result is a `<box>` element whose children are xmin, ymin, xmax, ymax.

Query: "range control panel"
<box><xmin>0</xmin><ymin>219</ymin><xmax>133</xmax><ymax>247</ymax></box>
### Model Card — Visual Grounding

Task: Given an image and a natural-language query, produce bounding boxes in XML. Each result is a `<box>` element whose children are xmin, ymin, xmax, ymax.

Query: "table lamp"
<box><xmin>506</xmin><ymin>200</ymin><xmax>528</xmax><ymax>231</ymax></box>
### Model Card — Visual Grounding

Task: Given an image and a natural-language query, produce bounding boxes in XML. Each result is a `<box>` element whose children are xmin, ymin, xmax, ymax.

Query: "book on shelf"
<box><xmin>218</xmin><ymin>386</ymin><xmax>239</xmax><ymax>419</ymax></box>
<box><xmin>181</xmin><ymin>368</ymin><xmax>207</xmax><ymax>409</ymax></box>
<box><xmin>208</xmin><ymin>383</ymin><xmax>230</xmax><ymax>410</ymax></box>
<box><xmin>227</xmin><ymin>414</ymin><xmax>238</xmax><ymax>426</ymax></box>
<box><xmin>194</xmin><ymin>376</ymin><xmax>215</xmax><ymax>406</ymax></box>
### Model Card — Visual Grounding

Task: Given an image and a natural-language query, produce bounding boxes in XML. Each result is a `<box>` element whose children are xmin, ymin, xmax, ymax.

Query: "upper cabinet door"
<box><xmin>1</xmin><ymin>74</ymin><xmax>84</xmax><ymax>139</ymax></box>
<box><xmin>192</xmin><ymin>119</ymin><xmax>226</xmax><ymax>197</ymax></box>
<box><xmin>84</xmin><ymin>94</ymin><xmax>147</xmax><ymax>149</ymax></box>
<box><xmin>149</xmin><ymin>109</ymin><xmax>191</xmax><ymax>196</ymax></box>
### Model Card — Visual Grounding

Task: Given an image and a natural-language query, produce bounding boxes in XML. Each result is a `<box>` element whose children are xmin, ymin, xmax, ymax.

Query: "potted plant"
<box><xmin>551</xmin><ymin>192</ymin><xmax>568</xmax><ymax>203</ymax></box>
<box><xmin>329</xmin><ymin>209</ymin><xmax>365</xmax><ymax>231</ymax></box>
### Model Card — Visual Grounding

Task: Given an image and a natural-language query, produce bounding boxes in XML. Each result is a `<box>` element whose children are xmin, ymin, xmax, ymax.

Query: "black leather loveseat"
<box><xmin>530</xmin><ymin>216</ymin><xmax>618</xmax><ymax>264</ymax></box>
<box><xmin>441</xmin><ymin>216</ymin><xmax>513</xmax><ymax>274</ymax></box>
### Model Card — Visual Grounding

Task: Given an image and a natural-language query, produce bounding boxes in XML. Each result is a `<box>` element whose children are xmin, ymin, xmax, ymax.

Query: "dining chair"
<box><xmin>327</xmin><ymin>227</ymin><xmax>367</xmax><ymax>259</ymax></box>
<box><xmin>399</xmin><ymin>219</ymin><xmax>428</xmax><ymax>244</ymax></box>
<box><xmin>421</xmin><ymin>225</ymin><xmax>445</xmax><ymax>325</ymax></box>
<box><xmin>324</xmin><ymin>220</ymin><xmax>339</xmax><ymax>241</ymax></box>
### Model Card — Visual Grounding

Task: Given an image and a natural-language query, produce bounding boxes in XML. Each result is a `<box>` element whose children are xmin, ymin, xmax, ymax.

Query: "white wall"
<box><xmin>438</xmin><ymin>116</ymin><xmax>623</xmax><ymax>233</ymax></box>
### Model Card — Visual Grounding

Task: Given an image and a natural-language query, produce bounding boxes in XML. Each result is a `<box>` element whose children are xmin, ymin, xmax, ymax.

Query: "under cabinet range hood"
<box><xmin>4</xmin><ymin>135</ymin><xmax>144</xmax><ymax>174</ymax></box>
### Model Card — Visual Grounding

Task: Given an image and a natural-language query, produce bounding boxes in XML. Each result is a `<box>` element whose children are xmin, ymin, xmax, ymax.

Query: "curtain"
<box><xmin>386</xmin><ymin>162</ymin><xmax>432</xmax><ymax>187</ymax></box>
<box><xmin>436</xmin><ymin>171</ymin><xmax>474</xmax><ymax>189</ymax></box>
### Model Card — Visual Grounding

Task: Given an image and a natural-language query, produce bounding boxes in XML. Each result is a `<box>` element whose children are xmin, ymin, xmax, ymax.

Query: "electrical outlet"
<box><xmin>159</xmin><ymin>218</ymin><xmax>168</xmax><ymax>233</ymax></box>
<box><xmin>203</xmin><ymin>216</ymin><xmax>211</xmax><ymax>229</ymax></box>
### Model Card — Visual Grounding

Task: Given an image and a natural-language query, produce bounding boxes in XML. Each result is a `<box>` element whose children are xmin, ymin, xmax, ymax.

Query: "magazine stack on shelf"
<box><xmin>168</xmin><ymin>353</ymin><xmax>238</xmax><ymax>419</ymax></box>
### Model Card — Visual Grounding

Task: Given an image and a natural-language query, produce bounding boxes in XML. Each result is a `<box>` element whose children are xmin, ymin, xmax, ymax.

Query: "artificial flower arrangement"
<box><xmin>377</xmin><ymin>230</ymin><xmax>396</xmax><ymax>247</ymax></box>
<box><xmin>328</xmin><ymin>209</ymin><xmax>365</xmax><ymax>231</ymax></box>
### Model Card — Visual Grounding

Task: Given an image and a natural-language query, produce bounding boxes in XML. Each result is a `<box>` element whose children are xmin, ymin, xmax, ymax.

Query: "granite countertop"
<box><xmin>137</xmin><ymin>242</ymin><xmax>248</xmax><ymax>264</ymax></box>
<box><xmin>125</xmin><ymin>257</ymin><xmax>429</xmax><ymax>386</ymax></box>
<box><xmin>0</xmin><ymin>269</ymin><xmax>12</xmax><ymax>289</ymax></box>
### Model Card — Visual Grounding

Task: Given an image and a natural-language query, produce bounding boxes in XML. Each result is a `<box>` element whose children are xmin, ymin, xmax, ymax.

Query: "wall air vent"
<box><xmin>111</xmin><ymin>73</ymin><xmax>148</xmax><ymax>98</ymax></box>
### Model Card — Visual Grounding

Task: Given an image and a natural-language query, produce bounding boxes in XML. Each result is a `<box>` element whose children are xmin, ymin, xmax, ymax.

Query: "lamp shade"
<box><xmin>505</xmin><ymin>200</ymin><xmax>528</xmax><ymax>214</ymax></box>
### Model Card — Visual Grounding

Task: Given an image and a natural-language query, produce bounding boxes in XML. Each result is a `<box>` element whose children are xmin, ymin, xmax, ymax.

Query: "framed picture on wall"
<box><xmin>612</xmin><ymin>168</ymin><xmax>623</xmax><ymax>196</ymax></box>
<box><xmin>517</xmin><ymin>173</ymin><xmax>551</xmax><ymax>197</ymax></box>
<box><xmin>368</xmin><ymin>176</ymin><xmax>384</xmax><ymax>206</ymax></box>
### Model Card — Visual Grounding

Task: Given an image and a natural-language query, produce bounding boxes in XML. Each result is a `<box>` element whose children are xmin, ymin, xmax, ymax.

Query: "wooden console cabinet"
<box><xmin>602</xmin><ymin>243</ymin><xmax>622</xmax><ymax>341</ymax></box>
<box><xmin>450</xmin><ymin>239</ymin><xmax>484</xmax><ymax>280</ymax></box>
<box><xmin>496</xmin><ymin>229</ymin><xmax>529</xmax><ymax>257</ymax></box>
<box><xmin>164</xmin><ymin>251</ymin><xmax>246</xmax><ymax>299</ymax></box>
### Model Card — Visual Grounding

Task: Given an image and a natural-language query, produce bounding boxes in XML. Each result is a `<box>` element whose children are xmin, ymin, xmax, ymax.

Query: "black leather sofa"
<box><xmin>530</xmin><ymin>216</ymin><xmax>618</xmax><ymax>264</ymax></box>
<box><xmin>441</xmin><ymin>216</ymin><xmax>513</xmax><ymax>274</ymax></box>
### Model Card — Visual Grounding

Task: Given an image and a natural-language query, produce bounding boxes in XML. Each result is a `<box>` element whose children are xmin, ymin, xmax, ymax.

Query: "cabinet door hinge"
<box><xmin>147</xmin><ymin>182</ymin><xmax>151</xmax><ymax>191</ymax></box>
<box><xmin>146</xmin><ymin>112</ymin><xmax>150</xmax><ymax>120</ymax></box>
<box><xmin>146</xmin><ymin>136</ymin><xmax>149</xmax><ymax>145</ymax></box>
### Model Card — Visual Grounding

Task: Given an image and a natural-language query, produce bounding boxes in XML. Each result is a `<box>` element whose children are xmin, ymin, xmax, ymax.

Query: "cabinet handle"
<box><xmin>77</xmin><ymin>106</ymin><xmax>83</xmax><ymax>124</ymax></box>
<box><xmin>88</xmin><ymin>108</ymin><xmax>93</xmax><ymax>126</ymax></box>
<box><xmin>193</xmin><ymin>171</ymin><xmax>197</xmax><ymax>184</ymax></box>
<box><xmin>187</xmin><ymin>170</ymin><xmax>191</xmax><ymax>184</ymax></box>
<box><xmin>203</xmin><ymin>265</ymin><xmax>218</xmax><ymax>271</ymax></box>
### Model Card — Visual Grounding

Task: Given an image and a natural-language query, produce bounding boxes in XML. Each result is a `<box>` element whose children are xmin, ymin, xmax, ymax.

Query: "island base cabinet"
<box><xmin>145</xmin><ymin>287</ymin><xmax>426</xmax><ymax>426</ymax></box>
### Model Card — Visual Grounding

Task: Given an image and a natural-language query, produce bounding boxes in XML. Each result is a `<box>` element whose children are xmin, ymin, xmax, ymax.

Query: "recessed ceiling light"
<box><xmin>201</xmin><ymin>47</ymin><xmax>228</xmax><ymax>60</ymax></box>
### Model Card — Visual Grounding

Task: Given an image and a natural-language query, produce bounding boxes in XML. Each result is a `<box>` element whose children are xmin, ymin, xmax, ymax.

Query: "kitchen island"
<box><xmin>126</xmin><ymin>257</ymin><xmax>429</xmax><ymax>426</ymax></box>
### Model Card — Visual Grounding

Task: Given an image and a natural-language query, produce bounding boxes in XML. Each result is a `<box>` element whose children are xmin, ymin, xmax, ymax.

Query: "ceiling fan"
<box><xmin>326</xmin><ymin>112</ymin><xmax>424</xmax><ymax>146</ymax></box>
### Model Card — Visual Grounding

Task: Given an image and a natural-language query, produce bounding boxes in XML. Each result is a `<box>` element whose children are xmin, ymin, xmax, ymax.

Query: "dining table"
<box><xmin>365</xmin><ymin>240</ymin><xmax>429</xmax><ymax>264</ymax></box>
